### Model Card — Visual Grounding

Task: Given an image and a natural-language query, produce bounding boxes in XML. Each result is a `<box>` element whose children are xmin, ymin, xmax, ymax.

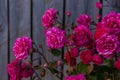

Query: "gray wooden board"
<box><xmin>0</xmin><ymin>0</ymin><xmax>8</xmax><ymax>79</ymax></box>
<box><xmin>9</xmin><ymin>0</ymin><xmax>31</xmax><ymax>80</ymax></box>
<box><xmin>32</xmin><ymin>0</ymin><xmax>63</xmax><ymax>80</ymax></box>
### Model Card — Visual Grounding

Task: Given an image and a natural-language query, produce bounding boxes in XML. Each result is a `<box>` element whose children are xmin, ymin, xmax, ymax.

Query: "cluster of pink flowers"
<box><xmin>95</xmin><ymin>12</ymin><xmax>120</xmax><ymax>59</ymax></box>
<box><xmin>42</xmin><ymin>8</ymin><xmax>58</xmax><ymax>28</ymax></box>
<box><xmin>42</xmin><ymin>8</ymin><xmax>67</xmax><ymax>49</ymax></box>
<box><xmin>45</xmin><ymin>27</ymin><xmax>66</xmax><ymax>49</ymax></box>
<box><xmin>8</xmin><ymin>36</ymin><xmax>34</xmax><ymax>80</ymax></box>
<box><xmin>65</xmin><ymin>74</ymin><xmax>86</xmax><ymax>80</ymax></box>
<box><xmin>94</xmin><ymin>12</ymin><xmax>120</xmax><ymax>71</ymax></box>
<box><xmin>13</xmin><ymin>36</ymin><xmax>32</xmax><ymax>60</ymax></box>
<box><xmin>8</xmin><ymin>59</ymin><xmax>34</xmax><ymax>80</ymax></box>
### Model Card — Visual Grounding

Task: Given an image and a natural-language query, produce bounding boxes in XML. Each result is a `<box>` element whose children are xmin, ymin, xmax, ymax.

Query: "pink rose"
<box><xmin>96</xmin><ymin>14</ymin><xmax>101</xmax><ymax>20</ymax></box>
<box><xmin>101</xmin><ymin>12</ymin><xmax>120</xmax><ymax>29</ymax></box>
<box><xmin>66</xmin><ymin>39</ymin><xmax>74</xmax><ymax>46</ymax></box>
<box><xmin>96</xmin><ymin>2</ymin><xmax>102</xmax><ymax>9</ymax></box>
<box><xmin>77</xmin><ymin>14</ymin><xmax>91</xmax><ymax>27</ymax></box>
<box><xmin>8</xmin><ymin>59</ymin><xmax>22</xmax><ymax>80</ymax></box>
<box><xmin>70</xmin><ymin>47</ymin><xmax>79</xmax><ymax>58</ymax></box>
<box><xmin>66</xmin><ymin>11</ymin><xmax>71</xmax><ymax>16</ymax></box>
<box><xmin>57</xmin><ymin>60</ymin><xmax>63</xmax><ymax>66</ymax></box>
<box><xmin>94</xmin><ymin>27</ymin><xmax>108</xmax><ymax>40</ymax></box>
<box><xmin>114</xmin><ymin>58</ymin><xmax>120</xmax><ymax>71</ymax></box>
<box><xmin>45</xmin><ymin>27</ymin><xmax>66</xmax><ymax>49</ymax></box>
<box><xmin>65</xmin><ymin>74</ymin><xmax>86</xmax><ymax>80</ymax></box>
<box><xmin>13</xmin><ymin>36</ymin><xmax>32</xmax><ymax>60</ymax></box>
<box><xmin>71</xmin><ymin>25</ymin><xmax>92</xmax><ymax>47</ymax></box>
<box><xmin>80</xmin><ymin>50</ymin><xmax>93</xmax><ymax>64</ymax></box>
<box><xmin>20</xmin><ymin>63</ymin><xmax>34</xmax><ymax>78</ymax></box>
<box><xmin>92</xmin><ymin>54</ymin><xmax>103</xmax><ymax>65</ymax></box>
<box><xmin>8</xmin><ymin>59</ymin><xmax>34</xmax><ymax>80</ymax></box>
<box><xmin>96</xmin><ymin>34</ymin><xmax>119</xmax><ymax>58</ymax></box>
<box><xmin>109</xmin><ymin>28</ymin><xmax>120</xmax><ymax>52</ymax></box>
<box><xmin>42</xmin><ymin>8</ymin><xmax>57</xmax><ymax>28</ymax></box>
<box><xmin>65</xmin><ymin>52</ymin><xmax>76</xmax><ymax>66</ymax></box>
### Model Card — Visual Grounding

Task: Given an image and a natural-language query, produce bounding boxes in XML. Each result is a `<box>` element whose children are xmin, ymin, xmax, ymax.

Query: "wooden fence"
<box><xmin>0</xmin><ymin>0</ymin><xmax>119</xmax><ymax>80</ymax></box>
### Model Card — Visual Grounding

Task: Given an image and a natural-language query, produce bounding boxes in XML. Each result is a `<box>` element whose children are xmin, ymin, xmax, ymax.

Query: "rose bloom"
<box><xmin>20</xmin><ymin>63</ymin><xmax>34</xmax><ymax>78</ymax></box>
<box><xmin>65</xmin><ymin>74</ymin><xmax>86</xmax><ymax>80</ymax></box>
<box><xmin>66</xmin><ymin>11</ymin><xmax>71</xmax><ymax>16</ymax></box>
<box><xmin>65</xmin><ymin>52</ymin><xmax>76</xmax><ymax>66</ymax></box>
<box><xmin>94</xmin><ymin>27</ymin><xmax>108</xmax><ymax>40</ymax></box>
<box><xmin>92</xmin><ymin>54</ymin><xmax>103</xmax><ymax>65</ymax></box>
<box><xmin>13</xmin><ymin>36</ymin><xmax>32</xmax><ymax>60</ymax></box>
<box><xmin>80</xmin><ymin>50</ymin><xmax>93</xmax><ymax>64</ymax></box>
<box><xmin>8</xmin><ymin>59</ymin><xmax>22</xmax><ymax>80</ymax></box>
<box><xmin>70</xmin><ymin>47</ymin><xmax>79</xmax><ymax>58</ymax></box>
<box><xmin>77</xmin><ymin>14</ymin><xmax>91</xmax><ymax>27</ymax></box>
<box><xmin>42</xmin><ymin>8</ymin><xmax>57</xmax><ymax>28</ymax></box>
<box><xmin>45</xmin><ymin>27</ymin><xmax>66</xmax><ymax>49</ymax></box>
<box><xmin>71</xmin><ymin>25</ymin><xmax>92</xmax><ymax>47</ymax></box>
<box><xmin>8</xmin><ymin>59</ymin><xmax>34</xmax><ymax>80</ymax></box>
<box><xmin>114</xmin><ymin>58</ymin><xmax>120</xmax><ymax>71</ymax></box>
<box><xmin>109</xmin><ymin>28</ymin><xmax>120</xmax><ymax>52</ymax></box>
<box><xmin>96</xmin><ymin>2</ymin><xmax>102</xmax><ymax>9</ymax></box>
<box><xmin>96</xmin><ymin>14</ymin><xmax>101</xmax><ymax>20</ymax></box>
<box><xmin>101</xmin><ymin>12</ymin><xmax>120</xmax><ymax>29</ymax></box>
<box><xmin>96</xmin><ymin>34</ymin><xmax>119</xmax><ymax>58</ymax></box>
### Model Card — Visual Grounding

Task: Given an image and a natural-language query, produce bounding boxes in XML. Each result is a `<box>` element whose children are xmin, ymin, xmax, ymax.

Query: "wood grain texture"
<box><xmin>32</xmin><ymin>0</ymin><xmax>63</xmax><ymax>80</ymax></box>
<box><xmin>0</xmin><ymin>0</ymin><xmax>8</xmax><ymax>79</ymax></box>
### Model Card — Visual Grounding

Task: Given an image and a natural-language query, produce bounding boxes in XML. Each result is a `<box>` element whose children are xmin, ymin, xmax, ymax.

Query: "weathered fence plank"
<box><xmin>0</xmin><ymin>0</ymin><xmax>8</xmax><ymax>80</ymax></box>
<box><xmin>32</xmin><ymin>0</ymin><xmax>63</xmax><ymax>80</ymax></box>
<box><xmin>9</xmin><ymin>0</ymin><xmax>31</xmax><ymax>61</ymax></box>
<box><xmin>9</xmin><ymin>0</ymin><xmax>31</xmax><ymax>80</ymax></box>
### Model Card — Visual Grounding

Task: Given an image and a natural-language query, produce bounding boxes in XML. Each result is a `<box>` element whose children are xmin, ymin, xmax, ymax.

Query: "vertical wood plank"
<box><xmin>0</xmin><ymin>0</ymin><xmax>8</xmax><ymax>79</ymax></box>
<box><xmin>9</xmin><ymin>0</ymin><xmax>31</xmax><ymax>61</ymax></box>
<box><xmin>9</xmin><ymin>0</ymin><xmax>31</xmax><ymax>80</ymax></box>
<box><xmin>32</xmin><ymin>0</ymin><xmax>63</xmax><ymax>80</ymax></box>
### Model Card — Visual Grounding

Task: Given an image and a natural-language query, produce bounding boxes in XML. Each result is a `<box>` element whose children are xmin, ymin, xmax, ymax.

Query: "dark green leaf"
<box><xmin>48</xmin><ymin>67</ymin><xmax>59</xmax><ymax>74</ymax></box>
<box><xmin>97</xmin><ymin>73</ymin><xmax>105</xmax><ymax>80</ymax></box>
<box><xmin>51</xmin><ymin>49</ymin><xmax>61</xmax><ymax>56</ymax></box>
<box><xmin>77</xmin><ymin>62</ymin><xmax>89</xmax><ymax>74</ymax></box>
<box><xmin>105</xmin><ymin>59</ymin><xmax>114</xmax><ymax>68</ymax></box>
<box><xmin>62</xmin><ymin>59</ymin><xmax>67</xmax><ymax>64</ymax></box>
<box><xmin>89</xmin><ymin>75</ymin><xmax>97</xmax><ymax>80</ymax></box>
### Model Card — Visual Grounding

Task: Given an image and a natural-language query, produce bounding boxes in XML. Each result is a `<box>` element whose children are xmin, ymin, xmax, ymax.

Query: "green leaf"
<box><xmin>62</xmin><ymin>59</ymin><xmax>67</xmax><ymax>64</ymax></box>
<box><xmin>77</xmin><ymin>62</ymin><xmax>89</xmax><ymax>74</ymax></box>
<box><xmin>51</xmin><ymin>49</ymin><xmax>61</xmax><ymax>56</ymax></box>
<box><xmin>97</xmin><ymin>73</ymin><xmax>105</xmax><ymax>80</ymax></box>
<box><xmin>105</xmin><ymin>59</ymin><xmax>114</xmax><ymax>68</ymax></box>
<box><xmin>48</xmin><ymin>67</ymin><xmax>59</xmax><ymax>74</ymax></box>
<box><xmin>89</xmin><ymin>75</ymin><xmax>97</xmax><ymax>80</ymax></box>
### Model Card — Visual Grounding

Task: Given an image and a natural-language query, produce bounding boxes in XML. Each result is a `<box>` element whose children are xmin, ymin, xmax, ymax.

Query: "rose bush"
<box><xmin>8</xmin><ymin>3</ymin><xmax>120</xmax><ymax>80</ymax></box>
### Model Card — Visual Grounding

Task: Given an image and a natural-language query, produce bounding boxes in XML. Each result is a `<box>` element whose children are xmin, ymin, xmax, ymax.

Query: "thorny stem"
<box><xmin>33</xmin><ymin>42</ymin><xmax>49</xmax><ymax>65</ymax></box>
<box><xmin>33</xmin><ymin>42</ymin><xmax>63</xmax><ymax>80</ymax></box>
